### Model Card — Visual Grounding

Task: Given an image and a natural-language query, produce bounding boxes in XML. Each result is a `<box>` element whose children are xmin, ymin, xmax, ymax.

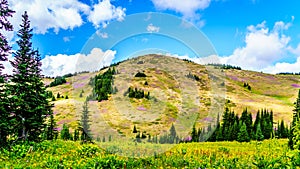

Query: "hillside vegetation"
<box><xmin>2</xmin><ymin>139</ymin><xmax>298</xmax><ymax>168</ymax></box>
<box><xmin>47</xmin><ymin>54</ymin><xmax>300</xmax><ymax>139</ymax></box>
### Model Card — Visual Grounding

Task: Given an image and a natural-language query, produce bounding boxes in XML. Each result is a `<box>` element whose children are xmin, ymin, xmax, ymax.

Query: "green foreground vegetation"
<box><xmin>2</xmin><ymin>139</ymin><xmax>300</xmax><ymax>168</ymax></box>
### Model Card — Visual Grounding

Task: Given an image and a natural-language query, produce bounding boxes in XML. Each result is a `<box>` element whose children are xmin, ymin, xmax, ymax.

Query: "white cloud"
<box><xmin>63</xmin><ymin>36</ymin><xmax>73</xmax><ymax>42</ymax></box>
<box><xmin>262</xmin><ymin>57</ymin><xmax>300</xmax><ymax>74</ymax></box>
<box><xmin>88</xmin><ymin>0</ymin><xmax>126</xmax><ymax>28</ymax></box>
<box><xmin>147</xmin><ymin>23</ymin><xmax>160</xmax><ymax>33</ymax></box>
<box><xmin>221</xmin><ymin>21</ymin><xmax>291</xmax><ymax>70</ymax></box>
<box><xmin>151</xmin><ymin>0</ymin><xmax>211</xmax><ymax>18</ymax></box>
<box><xmin>8</xmin><ymin>0</ymin><xmax>90</xmax><ymax>34</ymax></box>
<box><xmin>41</xmin><ymin>48</ymin><xmax>116</xmax><ymax>77</ymax></box>
<box><xmin>161</xmin><ymin>53</ymin><xmax>221</xmax><ymax>65</ymax></box>
<box><xmin>96</xmin><ymin>30</ymin><xmax>108</xmax><ymax>38</ymax></box>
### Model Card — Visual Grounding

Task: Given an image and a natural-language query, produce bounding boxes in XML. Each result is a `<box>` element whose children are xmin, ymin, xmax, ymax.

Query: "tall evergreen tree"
<box><xmin>169</xmin><ymin>123</ymin><xmax>177</xmax><ymax>143</ymax></box>
<box><xmin>9</xmin><ymin>11</ymin><xmax>53</xmax><ymax>141</ymax></box>
<box><xmin>290</xmin><ymin>89</ymin><xmax>300</xmax><ymax>149</ymax></box>
<box><xmin>60</xmin><ymin>123</ymin><xmax>71</xmax><ymax>140</ymax></box>
<box><xmin>231</xmin><ymin>121</ymin><xmax>239</xmax><ymax>141</ymax></box>
<box><xmin>221</xmin><ymin>108</ymin><xmax>230</xmax><ymax>140</ymax></box>
<box><xmin>255</xmin><ymin>123</ymin><xmax>264</xmax><ymax>141</ymax></box>
<box><xmin>191</xmin><ymin>124</ymin><xmax>198</xmax><ymax>142</ymax></box>
<box><xmin>0</xmin><ymin>0</ymin><xmax>14</xmax><ymax>72</ymax></box>
<box><xmin>43</xmin><ymin>114</ymin><xmax>57</xmax><ymax>140</ymax></box>
<box><xmin>237</xmin><ymin>123</ymin><xmax>250</xmax><ymax>142</ymax></box>
<box><xmin>252</xmin><ymin>110</ymin><xmax>261</xmax><ymax>139</ymax></box>
<box><xmin>80</xmin><ymin>99</ymin><xmax>91</xmax><ymax>142</ymax></box>
<box><xmin>0</xmin><ymin>0</ymin><xmax>14</xmax><ymax>146</ymax></box>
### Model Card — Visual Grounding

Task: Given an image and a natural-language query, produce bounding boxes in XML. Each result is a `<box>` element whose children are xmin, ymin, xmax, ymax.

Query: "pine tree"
<box><xmin>290</xmin><ymin>89</ymin><xmax>300</xmax><ymax>149</ymax></box>
<box><xmin>73</xmin><ymin>128</ymin><xmax>80</xmax><ymax>141</ymax></box>
<box><xmin>237</xmin><ymin>123</ymin><xmax>250</xmax><ymax>142</ymax></box>
<box><xmin>43</xmin><ymin>114</ymin><xmax>56</xmax><ymax>140</ymax></box>
<box><xmin>9</xmin><ymin>11</ymin><xmax>53</xmax><ymax>141</ymax></box>
<box><xmin>240</xmin><ymin>108</ymin><xmax>252</xmax><ymax>137</ymax></box>
<box><xmin>169</xmin><ymin>123</ymin><xmax>177</xmax><ymax>143</ymax></box>
<box><xmin>80</xmin><ymin>99</ymin><xmax>91</xmax><ymax>142</ymax></box>
<box><xmin>255</xmin><ymin>123</ymin><xmax>264</xmax><ymax>141</ymax></box>
<box><xmin>221</xmin><ymin>108</ymin><xmax>230</xmax><ymax>140</ymax></box>
<box><xmin>60</xmin><ymin>123</ymin><xmax>71</xmax><ymax>140</ymax></box>
<box><xmin>0</xmin><ymin>0</ymin><xmax>14</xmax><ymax>146</ymax></box>
<box><xmin>0</xmin><ymin>0</ymin><xmax>14</xmax><ymax>72</ymax></box>
<box><xmin>278</xmin><ymin>120</ymin><xmax>288</xmax><ymax>138</ymax></box>
<box><xmin>253</xmin><ymin>110</ymin><xmax>260</xmax><ymax>139</ymax></box>
<box><xmin>231</xmin><ymin>120</ymin><xmax>239</xmax><ymax>141</ymax></box>
<box><xmin>191</xmin><ymin>124</ymin><xmax>198</xmax><ymax>142</ymax></box>
<box><xmin>133</xmin><ymin>125</ymin><xmax>137</xmax><ymax>133</ymax></box>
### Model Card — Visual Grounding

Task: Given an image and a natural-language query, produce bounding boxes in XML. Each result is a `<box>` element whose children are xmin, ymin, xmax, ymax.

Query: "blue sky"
<box><xmin>4</xmin><ymin>0</ymin><xmax>300</xmax><ymax>76</ymax></box>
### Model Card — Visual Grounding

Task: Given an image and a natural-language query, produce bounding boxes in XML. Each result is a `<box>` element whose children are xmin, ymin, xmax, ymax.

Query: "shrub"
<box><xmin>135</xmin><ymin>72</ymin><xmax>146</xmax><ymax>77</ymax></box>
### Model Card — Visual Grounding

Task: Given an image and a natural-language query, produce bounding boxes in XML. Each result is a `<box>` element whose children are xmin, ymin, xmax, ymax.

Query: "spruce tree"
<box><xmin>191</xmin><ymin>124</ymin><xmax>198</xmax><ymax>142</ymax></box>
<box><xmin>73</xmin><ymin>128</ymin><xmax>80</xmax><ymax>141</ymax></box>
<box><xmin>253</xmin><ymin>110</ymin><xmax>260</xmax><ymax>139</ymax></box>
<box><xmin>231</xmin><ymin>121</ymin><xmax>239</xmax><ymax>141</ymax></box>
<box><xmin>289</xmin><ymin>89</ymin><xmax>300</xmax><ymax>149</ymax></box>
<box><xmin>237</xmin><ymin>123</ymin><xmax>250</xmax><ymax>142</ymax></box>
<box><xmin>60</xmin><ymin>123</ymin><xmax>71</xmax><ymax>140</ymax></box>
<box><xmin>255</xmin><ymin>123</ymin><xmax>264</xmax><ymax>141</ymax></box>
<box><xmin>0</xmin><ymin>0</ymin><xmax>14</xmax><ymax>72</ymax></box>
<box><xmin>279</xmin><ymin>120</ymin><xmax>288</xmax><ymax>138</ymax></box>
<box><xmin>9</xmin><ymin>11</ymin><xmax>53</xmax><ymax>141</ymax></box>
<box><xmin>133</xmin><ymin>125</ymin><xmax>137</xmax><ymax>133</ymax></box>
<box><xmin>0</xmin><ymin>0</ymin><xmax>14</xmax><ymax>146</ymax></box>
<box><xmin>80</xmin><ymin>99</ymin><xmax>91</xmax><ymax>142</ymax></box>
<box><xmin>43</xmin><ymin>114</ymin><xmax>56</xmax><ymax>140</ymax></box>
<box><xmin>169</xmin><ymin>123</ymin><xmax>177</xmax><ymax>143</ymax></box>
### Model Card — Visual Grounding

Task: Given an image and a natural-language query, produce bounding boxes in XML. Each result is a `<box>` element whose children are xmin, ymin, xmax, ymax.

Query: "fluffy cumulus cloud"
<box><xmin>8</xmin><ymin>0</ymin><xmax>90</xmax><ymax>34</ymax></box>
<box><xmin>262</xmin><ymin>57</ymin><xmax>300</xmax><ymax>74</ymax></box>
<box><xmin>41</xmin><ymin>48</ymin><xmax>116</xmax><ymax>77</ymax></box>
<box><xmin>147</xmin><ymin>23</ymin><xmax>160</xmax><ymax>33</ymax></box>
<box><xmin>7</xmin><ymin>0</ymin><xmax>126</xmax><ymax>36</ymax></box>
<box><xmin>221</xmin><ymin>21</ymin><xmax>291</xmax><ymax>71</ymax></box>
<box><xmin>88</xmin><ymin>0</ymin><xmax>126</xmax><ymax>28</ymax></box>
<box><xmin>151</xmin><ymin>0</ymin><xmax>211</xmax><ymax>18</ymax></box>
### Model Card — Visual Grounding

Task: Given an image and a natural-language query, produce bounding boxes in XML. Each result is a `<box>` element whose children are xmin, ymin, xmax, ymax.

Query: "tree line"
<box><xmin>277</xmin><ymin>72</ymin><xmax>300</xmax><ymax>75</ymax></box>
<box><xmin>189</xmin><ymin>108</ymin><xmax>289</xmax><ymax>143</ymax></box>
<box><xmin>207</xmin><ymin>63</ymin><xmax>242</xmax><ymax>70</ymax></box>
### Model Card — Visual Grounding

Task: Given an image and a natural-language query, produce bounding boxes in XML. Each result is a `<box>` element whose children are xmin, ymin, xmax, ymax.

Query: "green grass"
<box><xmin>2</xmin><ymin>139</ymin><xmax>300</xmax><ymax>168</ymax></box>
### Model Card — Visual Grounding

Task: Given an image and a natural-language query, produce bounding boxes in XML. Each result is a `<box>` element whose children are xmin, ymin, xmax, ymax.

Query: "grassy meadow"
<box><xmin>2</xmin><ymin>139</ymin><xmax>300</xmax><ymax>168</ymax></box>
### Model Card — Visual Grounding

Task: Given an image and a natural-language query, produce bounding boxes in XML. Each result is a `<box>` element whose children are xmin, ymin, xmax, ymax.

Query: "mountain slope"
<box><xmin>46</xmin><ymin>54</ymin><xmax>300</xmax><ymax>139</ymax></box>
